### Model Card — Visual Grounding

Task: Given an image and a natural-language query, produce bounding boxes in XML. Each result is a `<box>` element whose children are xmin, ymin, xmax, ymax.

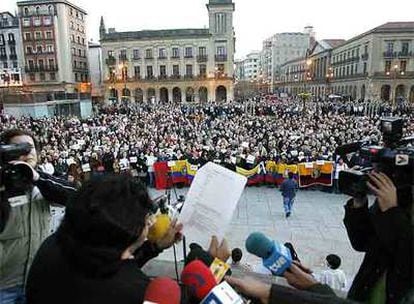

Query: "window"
<box><xmin>48</xmin><ymin>58</ymin><xmax>54</xmax><ymax>67</ymax></box>
<box><xmin>75</xmin><ymin>73</ymin><xmax>78</xmax><ymax>81</ymax></box>
<box><xmin>25</xmin><ymin>32</ymin><xmax>31</xmax><ymax>41</ymax></box>
<box><xmin>50</xmin><ymin>72</ymin><xmax>56</xmax><ymax>80</ymax></box>
<box><xmin>199</xmin><ymin>64</ymin><xmax>206</xmax><ymax>77</ymax></box>
<box><xmin>186</xmin><ymin>64</ymin><xmax>193</xmax><ymax>77</ymax></box>
<box><xmin>36</xmin><ymin>7</ymin><xmax>40</xmax><ymax>15</ymax></box>
<box><xmin>40</xmin><ymin>72</ymin><xmax>45</xmax><ymax>81</ymax></box>
<box><xmin>78</xmin><ymin>49</ymin><xmax>82</xmax><ymax>56</ymax></box>
<box><xmin>10</xmin><ymin>46</ymin><xmax>16</xmax><ymax>55</ymax></box>
<box><xmin>385</xmin><ymin>60</ymin><xmax>391</xmax><ymax>73</ymax></box>
<box><xmin>134</xmin><ymin>66</ymin><xmax>140</xmax><ymax>79</ymax></box>
<box><xmin>29</xmin><ymin>73</ymin><xmax>35</xmax><ymax>81</ymax></box>
<box><xmin>44</xmin><ymin>16</ymin><xmax>52</xmax><ymax>25</ymax></box>
<box><xmin>185</xmin><ymin>47</ymin><xmax>193</xmax><ymax>58</ymax></box>
<box><xmin>216</xmin><ymin>46</ymin><xmax>226</xmax><ymax>55</ymax></box>
<box><xmin>24</xmin><ymin>7</ymin><xmax>29</xmax><ymax>16</ymax></box>
<box><xmin>146</xmin><ymin>65</ymin><xmax>153</xmax><ymax>78</ymax></box>
<box><xmin>121</xmin><ymin>66</ymin><xmax>128</xmax><ymax>80</ymax></box>
<box><xmin>120</xmin><ymin>49</ymin><xmax>127</xmax><ymax>60</ymax></box>
<box><xmin>48</xmin><ymin>5</ymin><xmax>53</xmax><ymax>14</ymax></box>
<box><xmin>172</xmin><ymin>65</ymin><xmax>179</xmax><ymax>76</ymax></box>
<box><xmin>77</xmin><ymin>36</ymin><xmax>80</xmax><ymax>44</ymax></box>
<box><xmin>215</xmin><ymin>13</ymin><xmax>227</xmax><ymax>33</ymax></box>
<box><xmin>28</xmin><ymin>60</ymin><xmax>34</xmax><ymax>68</ymax></box>
<box><xmin>159</xmin><ymin>48</ymin><xmax>166</xmax><ymax>59</ymax></box>
<box><xmin>0</xmin><ymin>34</ymin><xmax>4</xmax><ymax>45</ymax></box>
<box><xmin>82</xmin><ymin>38</ymin><xmax>85</xmax><ymax>45</ymax></box>
<box><xmin>364</xmin><ymin>45</ymin><xmax>368</xmax><ymax>54</ymax></box>
<box><xmin>3</xmin><ymin>62</ymin><xmax>8</xmax><ymax>69</ymax></box>
<box><xmin>23</xmin><ymin>18</ymin><xmax>30</xmax><ymax>27</ymax></box>
<box><xmin>71</xmin><ymin>34</ymin><xmax>75</xmax><ymax>42</ymax></box>
<box><xmin>70</xmin><ymin>8</ymin><xmax>73</xmax><ymax>16</ymax></box>
<box><xmin>145</xmin><ymin>48</ymin><xmax>153</xmax><ymax>59</ymax></box>
<box><xmin>8</xmin><ymin>33</ymin><xmax>14</xmax><ymax>42</ymax></box>
<box><xmin>159</xmin><ymin>65</ymin><xmax>166</xmax><ymax>77</ymax></box>
<box><xmin>400</xmin><ymin>60</ymin><xmax>407</xmax><ymax>73</ymax></box>
<box><xmin>34</xmin><ymin>17</ymin><xmax>41</xmax><ymax>26</ymax></box>
<box><xmin>38</xmin><ymin>59</ymin><xmax>44</xmax><ymax>69</ymax></box>
<box><xmin>35</xmin><ymin>32</ymin><xmax>41</xmax><ymax>40</ymax></box>
<box><xmin>36</xmin><ymin>46</ymin><xmax>43</xmax><ymax>53</ymax></box>
<box><xmin>13</xmin><ymin>61</ymin><xmax>18</xmax><ymax>68</ymax></box>
<box><xmin>26</xmin><ymin>46</ymin><xmax>33</xmax><ymax>54</ymax></box>
<box><xmin>46</xmin><ymin>31</ymin><xmax>52</xmax><ymax>39</ymax></box>
<box><xmin>133</xmin><ymin>49</ymin><xmax>140</xmax><ymax>59</ymax></box>
<box><xmin>46</xmin><ymin>45</ymin><xmax>53</xmax><ymax>53</ymax></box>
<box><xmin>386</xmin><ymin>42</ymin><xmax>394</xmax><ymax>53</ymax></box>
<box><xmin>172</xmin><ymin>47</ymin><xmax>179</xmax><ymax>58</ymax></box>
<box><xmin>198</xmin><ymin>47</ymin><xmax>206</xmax><ymax>56</ymax></box>
<box><xmin>108</xmin><ymin>50</ymin><xmax>113</xmax><ymax>57</ymax></box>
<box><xmin>402</xmin><ymin>42</ymin><xmax>409</xmax><ymax>54</ymax></box>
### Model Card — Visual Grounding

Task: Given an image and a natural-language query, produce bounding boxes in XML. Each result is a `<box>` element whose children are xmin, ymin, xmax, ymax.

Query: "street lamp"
<box><xmin>325</xmin><ymin>67</ymin><xmax>334</xmax><ymax>98</ymax></box>
<box><xmin>302</xmin><ymin>58</ymin><xmax>312</xmax><ymax>112</ymax></box>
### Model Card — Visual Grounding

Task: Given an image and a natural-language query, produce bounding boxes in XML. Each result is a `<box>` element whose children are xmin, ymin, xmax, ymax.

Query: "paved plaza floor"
<box><xmin>149</xmin><ymin>186</ymin><xmax>364</xmax><ymax>287</ymax></box>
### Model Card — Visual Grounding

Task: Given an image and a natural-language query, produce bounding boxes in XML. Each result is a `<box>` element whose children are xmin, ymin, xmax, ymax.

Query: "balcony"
<box><xmin>170</xmin><ymin>74</ymin><xmax>181</xmax><ymax>80</ymax></box>
<box><xmin>105</xmin><ymin>56</ymin><xmax>116</xmax><ymax>66</ymax></box>
<box><xmin>118</xmin><ymin>55</ymin><xmax>128</xmax><ymax>62</ymax></box>
<box><xmin>145</xmin><ymin>56</ymin><xmax>154</xmax><ymax>60</ymax></box>
<box><xmin>383</xmin><ymin>51</ymin><xmax>397</xmax><ymax>58</ymax></box>
<box><xmin>197</xmin><ymin>55</ymin><xmax>208</xmax><ymax>62</ymax></box>
<box><xmin>361</xmin><ymin>53</ymin><xmax>369</xmax><ymax>61</ymax></box>
<box><xmin>171</xmin><ymin>55</ymin><xmax>180</xmax><ymax>60</ymax></box>
<box><xmin>158</xmin><ymin>56</ymin><xmax>167</xmax><ymax>60</ymax></box>
<box><xmin>132</xmin><ymin>56</ymin><xmax>141</xmax><ymax>61</ymax></box>
<box><xmin>184</xmin><ymin>74</ymin><xmax>194</xmax><ymax>79</ymax></box>
<box><xmin>215</xmin><ymin>54</ymin><xmax>227</xmax><ymax>62</ymax></box>
<box><xmin>398</xmin><ymin>51</ymin><xmax>412</xmax><ymax>58</ymax></box>
<box><xmin>25</xmin><ymin>65</ymin><xmax>39</xmax><ymax>72</ymax></box>
<box><xmin>0</xmin><ymin>54</ymin><xmax>7</xmax><ymax>61</ymax></box>
<box><xmin>7</xmin><ymin>40</ymin><xmax>16</xmax><ymax>45</ymax></box>
<box><xmin>184</xmin><ymin>54</ymin><xmax>193</xmax><ymax>59</ymax></box>
<box><xmin>145</xmin><ymin>75</ymin><xmax>155</xmax><ymax>81</ymax></box>
<box><xmin>158</xmin><ymin>75</ymin><xmax>168</xmax><ymax>80</ymax></box>
<box><xmin>9</xmin><ymin>54</ymin><xmax>17</xmax><ymax>60</ymax></box>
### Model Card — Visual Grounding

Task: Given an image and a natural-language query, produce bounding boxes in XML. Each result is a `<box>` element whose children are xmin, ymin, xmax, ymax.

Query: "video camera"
<box><xmin>336</xmin><ymin>117</ymin><xmax>414</xmax><ymax>198</ymax></box>
<box><xmin>0</xmin><ymin>143</ymin><xmax>34</xmax><ymax>197</ymax></box>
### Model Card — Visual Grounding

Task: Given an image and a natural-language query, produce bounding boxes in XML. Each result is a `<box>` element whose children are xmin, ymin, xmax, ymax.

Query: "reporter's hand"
<box><xmin>208</xmin><ymin>236</ymin><xmax>231</xmax><ymax>262</ymax></box>
<box><xmin>225</xmin><ymin>276</ymin><xmax>270</xmax><ymax>304</ymax></box>
<box><xmin>367</xmin><ymin>171</ymin><xmax>397</xmax><ymax>212</ymax></box>
<box><xmin>155</xmin><ymin>218</ymin><xmax>183</xmax><ymax>250</ymax></box>
<box><xmin>284</xmin><ymin>264</ymin><xmax>318</xmax><ymax>290</ymax></box>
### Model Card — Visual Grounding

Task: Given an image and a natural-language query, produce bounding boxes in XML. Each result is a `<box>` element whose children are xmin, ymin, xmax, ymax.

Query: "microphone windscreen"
<box><xmin>144</xmin><ymin>277</ymin><xmax>181</xmax><ymax>304</ymax></box>
<box><xmin>147</xmin><ymin>213</ymin><xmax>170</xmax><ymax>242</ymax></box>
<box><xmin>185</xmin><ymin>247</ymin><xmax>215</xmax><ymax>267</ymax></box>
<box><xmin>181</xmin><ymin>260</ymin><xmax>217</xmax><ymax>300</ymax></box>
<box><xmin>245</xmin><ymin>232</ymin><xmax>274</xmax><ymax>259</ymax></box>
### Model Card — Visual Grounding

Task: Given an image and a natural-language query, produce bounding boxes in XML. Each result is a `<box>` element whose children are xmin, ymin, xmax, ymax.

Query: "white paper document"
<box><xmin>178</xmin><ymin>162</ymin><xmax>247</xmax><ymax>248</ymax></box>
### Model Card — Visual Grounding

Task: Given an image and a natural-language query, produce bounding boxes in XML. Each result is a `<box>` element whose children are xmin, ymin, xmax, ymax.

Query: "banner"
<box><xmin>154</xmin><ymin>161</ymin><xmax>170</xmax><ymax>190</ymax></box>
<box><xmin>186</xmin><ymin>162</ymin><xmax>199</xmax><ymax>184</ymax></box>
<box><xmin>236</xmin><ymin>164</ymin><xmax>264</xmax><ymax>185</ymax></box>
<box><xmin>298</xmin><ymin>161</ymin><xmax>333</xmax><ymax>188</ymax></box>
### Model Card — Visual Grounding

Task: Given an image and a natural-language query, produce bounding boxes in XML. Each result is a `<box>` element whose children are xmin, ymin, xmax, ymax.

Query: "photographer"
<box><xmin>344</xmin><ymin>171</ymin><xmax>413</xmax><ymax>303</ymax></box>
<box><xmin>0</xmin><ymin>129</ymin><xmax>76</xmax><ymax>304</ymax></box>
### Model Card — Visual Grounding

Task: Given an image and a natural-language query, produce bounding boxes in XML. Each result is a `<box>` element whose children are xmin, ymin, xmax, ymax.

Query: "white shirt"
<box><xmin>334</xmin><ymin>163</ymin><xmax>348</xmax><ymax>180</ymax></box>
<box><xmin>319</xmin><ymin>269</ymin><xmax>347</xmax><ymax>291</ymax></box>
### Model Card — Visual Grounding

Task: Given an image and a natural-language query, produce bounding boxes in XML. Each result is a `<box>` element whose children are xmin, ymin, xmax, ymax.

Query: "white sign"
<box><xmin>82</xmin><ymin>164</ymin><xmax>91</xmax><ymax>172</ymax></box>
<box><xmin>304</xmin><ymin>162</ymin><xmax>314</xmax><ymax>169</ymax></box>
<box><xmin>316</xmin><ymin>160</ymin><xmax>325</xmax><ymax>166</ymax></box>
<box><xmin>246</xmin><ymin>155</ymin><xmax>255</xmax><ymax>164</ymax></box>
<box><xmin>167</xmin><ymin>161</ymin><xmax>176</xmax><ymax>167</ymax></box>
<box><xmin>395</xmin><ymin>154</ymin><xmax>409</xmax><ymax>166</ymax></box>
<box><xmin>129</xmin><ymin>157</ymin><xmax>138</xmax><ymax>163</ymax></box>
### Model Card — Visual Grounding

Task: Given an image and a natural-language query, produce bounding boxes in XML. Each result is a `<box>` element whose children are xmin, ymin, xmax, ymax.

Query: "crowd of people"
<box><xmin>1</xmin><ymin>98</ymin><xmax>413</xmax><ymax>188</ymax></box>
<box><xmin>0</xmin><ymin>97</ymin><xmax>413</xmax><ymax>304</ymax></box>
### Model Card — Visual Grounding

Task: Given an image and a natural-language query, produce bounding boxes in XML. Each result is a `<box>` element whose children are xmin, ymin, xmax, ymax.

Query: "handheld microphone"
<box><xmin>143</xmin><ymin>277</ymin><xmax>181</xmax><ymax>304</ymax></box>
<box><xmin>200</xmin><ymin>281</ymin><xmax>244</xmax><ymax>304</ymax></box>
<box><xmin>181</xmin><ymin>260</ymin><xmax>217</xmax><ymax>300</ymax></box>
<box><xmin>245</xmin><ymin>232</ymin><xmax>292</xmax><ymax>276</ymax></box>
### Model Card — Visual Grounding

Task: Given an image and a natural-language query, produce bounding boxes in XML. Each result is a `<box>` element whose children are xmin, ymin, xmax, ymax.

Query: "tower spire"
<box><xmin>99</xmin><ymin>16</ymin><xmax>106</xmax><ymax>39</ymax></box>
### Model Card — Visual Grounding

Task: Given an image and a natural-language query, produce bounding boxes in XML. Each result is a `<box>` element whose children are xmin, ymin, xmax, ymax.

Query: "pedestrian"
<box><xmin>319</xmin><ymin>254</ymin><xmax>347</xmax><ymax>292</ymax></box>
<box><xmin>279</xmin><ymin>172</ymin><xmax>298</xmax><ymax>218</ymax></box>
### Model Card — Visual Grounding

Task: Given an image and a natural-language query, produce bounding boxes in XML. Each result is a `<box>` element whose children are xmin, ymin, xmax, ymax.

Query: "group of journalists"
<box><xmin>0</xmin><ymin>125</ymin><xmax>412</xmax><ymax>304</ymax></box>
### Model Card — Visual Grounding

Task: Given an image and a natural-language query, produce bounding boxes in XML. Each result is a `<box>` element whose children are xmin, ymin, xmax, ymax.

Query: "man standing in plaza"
<box><xmin>280</xmin><ymin>172</ymin><xmax>299</xmax><ymax>218</ymax></box>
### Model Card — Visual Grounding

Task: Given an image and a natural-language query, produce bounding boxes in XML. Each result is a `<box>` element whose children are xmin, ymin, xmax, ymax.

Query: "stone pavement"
<box><xmin>148</xmin><ymin>186</ymin><xmax>364</xmax><ymax>288</ymax></box>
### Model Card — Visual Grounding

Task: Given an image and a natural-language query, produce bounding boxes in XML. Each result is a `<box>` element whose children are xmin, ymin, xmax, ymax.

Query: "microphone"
<box><xmin>181</xmin><ymin>260</ymin><xmax>217</xmax><ymax>301</ymax></box>
<box><xmin>200</xmin><ymin>281</ymin><xmax>244</xmax><ymax>304</ymax></box>
<box><xmin>143</xmin><ymin>277</ymin><xmax>181</xmax><ymax>304</ymax></box>
<box><xmin>245</xmin><ymin>232</ymin><xmax>292</xmax><ymax>276</ymax></box>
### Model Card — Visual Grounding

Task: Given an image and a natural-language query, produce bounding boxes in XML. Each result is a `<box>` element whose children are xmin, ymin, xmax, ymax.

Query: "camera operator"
<box><xmin>0</xmin><ymin>129</ymin><xmax>76</xmax><ymax>304</ymax></box>
<box><xmin>344</xmin><ymin>171</ymin><xmax>413</xmax><ymax>303</ymax></box>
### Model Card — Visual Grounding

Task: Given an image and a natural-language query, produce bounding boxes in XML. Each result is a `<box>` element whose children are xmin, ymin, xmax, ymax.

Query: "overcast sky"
<box><xmin>2</xmin><ymin>0</ymin><xmax>414</xmax><ymax>58</ymax></box>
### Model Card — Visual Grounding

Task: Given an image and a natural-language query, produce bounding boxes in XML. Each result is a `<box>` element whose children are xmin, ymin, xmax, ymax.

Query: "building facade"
<box><xmin>100</xmin><ymin>0</ymin><xmax>235</xmax><ymax>103</ymax></box>
<box><xmin>17</xmin><ymin>0</ymin><xmax>89</xmax><ymax>93</ymax></box>
<box><xmin>0</xmin><ymin>12</ymin><xmax>23</xmax><ymax>88</ymax></box>
<box><xmin>279</xmin><ymin>22</ymin><xmax>414</xmax><ymax>103</ymax></box>
<box><xmin>269</xmin><ymin>29</ymin><xmax>311</xmax><ymax>91</ymax></box>
<box><xmin>88</xmin><ymin>41</ymin><xmax>104</xmax><ymax>102</ymax></box>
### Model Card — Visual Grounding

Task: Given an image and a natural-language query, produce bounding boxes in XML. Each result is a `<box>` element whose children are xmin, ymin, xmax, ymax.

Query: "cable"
<box><xmin>173</xmin><ymin>243</ymin><xmax>179</xmax><ymax>282</ymax></box>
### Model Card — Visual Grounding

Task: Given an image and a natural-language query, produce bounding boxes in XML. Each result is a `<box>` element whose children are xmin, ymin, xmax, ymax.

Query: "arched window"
<box><xmin>36</xmin><ymin>6</ymin><xmax>40</xmax><ymax>15</ymax></box>
<box><xmin>24</xmin><ymin>7</ymin><xmax>29</xmax><ymax>16</ymax></box>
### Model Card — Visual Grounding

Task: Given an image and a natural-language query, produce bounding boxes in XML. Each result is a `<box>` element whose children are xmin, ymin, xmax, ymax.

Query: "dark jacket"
<box><xmin>280</xmin><ymin>178</ymin><xmax>299</xmax><ymax>198</ymax></box>
<box><xmin>269</xmin><ymin>283</ymin><xmax>358</xmax><ymax>304</ymax></box>
<box><xmin>343</xmin><ymin>200</ymin><xmax>413</xmax><ymax>303</ymax></box>
<box><xmin>26</xmin><ymin>234</ymin><xmax>163</xmax><ymax>304</ymax></box>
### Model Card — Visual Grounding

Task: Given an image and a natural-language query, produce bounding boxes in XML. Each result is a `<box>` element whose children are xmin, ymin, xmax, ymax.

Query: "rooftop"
<box><xmin>321</xmin><ymin>39</ymin><xmax>346</xmax><ymax>48</ymax></box>
<box><xmin>101</xmin><ymin>28</ymin><xmax>211</xmax><ymax>42</ymax></box>
<box><xmin>17</xmin><ymin>0</ymin><xmax>87</xmax><ymax>15</ymax></box>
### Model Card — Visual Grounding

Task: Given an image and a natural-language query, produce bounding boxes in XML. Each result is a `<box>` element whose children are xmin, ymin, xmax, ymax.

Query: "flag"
<box><xmin>154</xmin><ymin>161</ymin><xmax>170</xmax><ymax>190</ymax></box>
<box><xmin>236</xmin><ymin>165</ymin><xmax>264</xmax><ymax>185</ymax></box>
<box><xmin>298</xmin><ymin>161</ymin><xmax>333</xmax><ymax>188</ymax></box>
<box><xmin>170</xmin><ymin>160</ymin><xmax>188</xmax><ymax>184</ymax></box>
<box><xmin>186</xmin><ymin>161</ymin><xmax>199</xmax><ymax>185</ymax></box>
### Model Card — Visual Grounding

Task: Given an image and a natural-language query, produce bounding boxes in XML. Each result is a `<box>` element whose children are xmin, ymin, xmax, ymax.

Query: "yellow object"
<box><xmin>147</xmin><ymin>213</ymin><xmax>171</xmax><ymax>242</ymax></box>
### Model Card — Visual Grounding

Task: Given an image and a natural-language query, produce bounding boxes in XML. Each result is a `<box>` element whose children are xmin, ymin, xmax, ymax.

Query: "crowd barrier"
<box><xmin>154</xmin><ymin>160</ymin><xmax>334</xmax><ymax>190</ymax></box>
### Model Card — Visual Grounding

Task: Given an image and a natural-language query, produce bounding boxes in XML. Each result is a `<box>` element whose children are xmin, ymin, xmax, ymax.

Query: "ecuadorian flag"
<box><xmin>298</xmin><ymin>161</ymin><xmax>333</xmax><ymax>188</ymax></box>
<box><xmin>236</xmin><ymin>165</ymin><xmax>264</xmax><ymax>185</ymax></box>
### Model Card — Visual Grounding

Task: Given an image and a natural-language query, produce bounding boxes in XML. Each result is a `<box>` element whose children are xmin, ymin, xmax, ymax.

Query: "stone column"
<box><xmin>168</xmin><ymin>88</ymin><xmax>173</xmax><ymax>103</ymax></box>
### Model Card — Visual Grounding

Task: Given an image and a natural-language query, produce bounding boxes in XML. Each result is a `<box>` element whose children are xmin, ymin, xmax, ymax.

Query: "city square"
<box><xmin>0</xmin><ymin>0</ymin><xmax>413</xmax><ymax>303</ymax></box>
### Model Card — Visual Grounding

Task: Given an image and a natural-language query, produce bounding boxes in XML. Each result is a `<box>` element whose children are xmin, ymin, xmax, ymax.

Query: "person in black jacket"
<box><xmin>26</xmin><ymin>175</ymin><xmax>183</xmax><ymax>304</ymax></box>
<box><xmin>344</xmin><ymin>171</ymin><xmax>413</xmax><ymax>303</ymax></box>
